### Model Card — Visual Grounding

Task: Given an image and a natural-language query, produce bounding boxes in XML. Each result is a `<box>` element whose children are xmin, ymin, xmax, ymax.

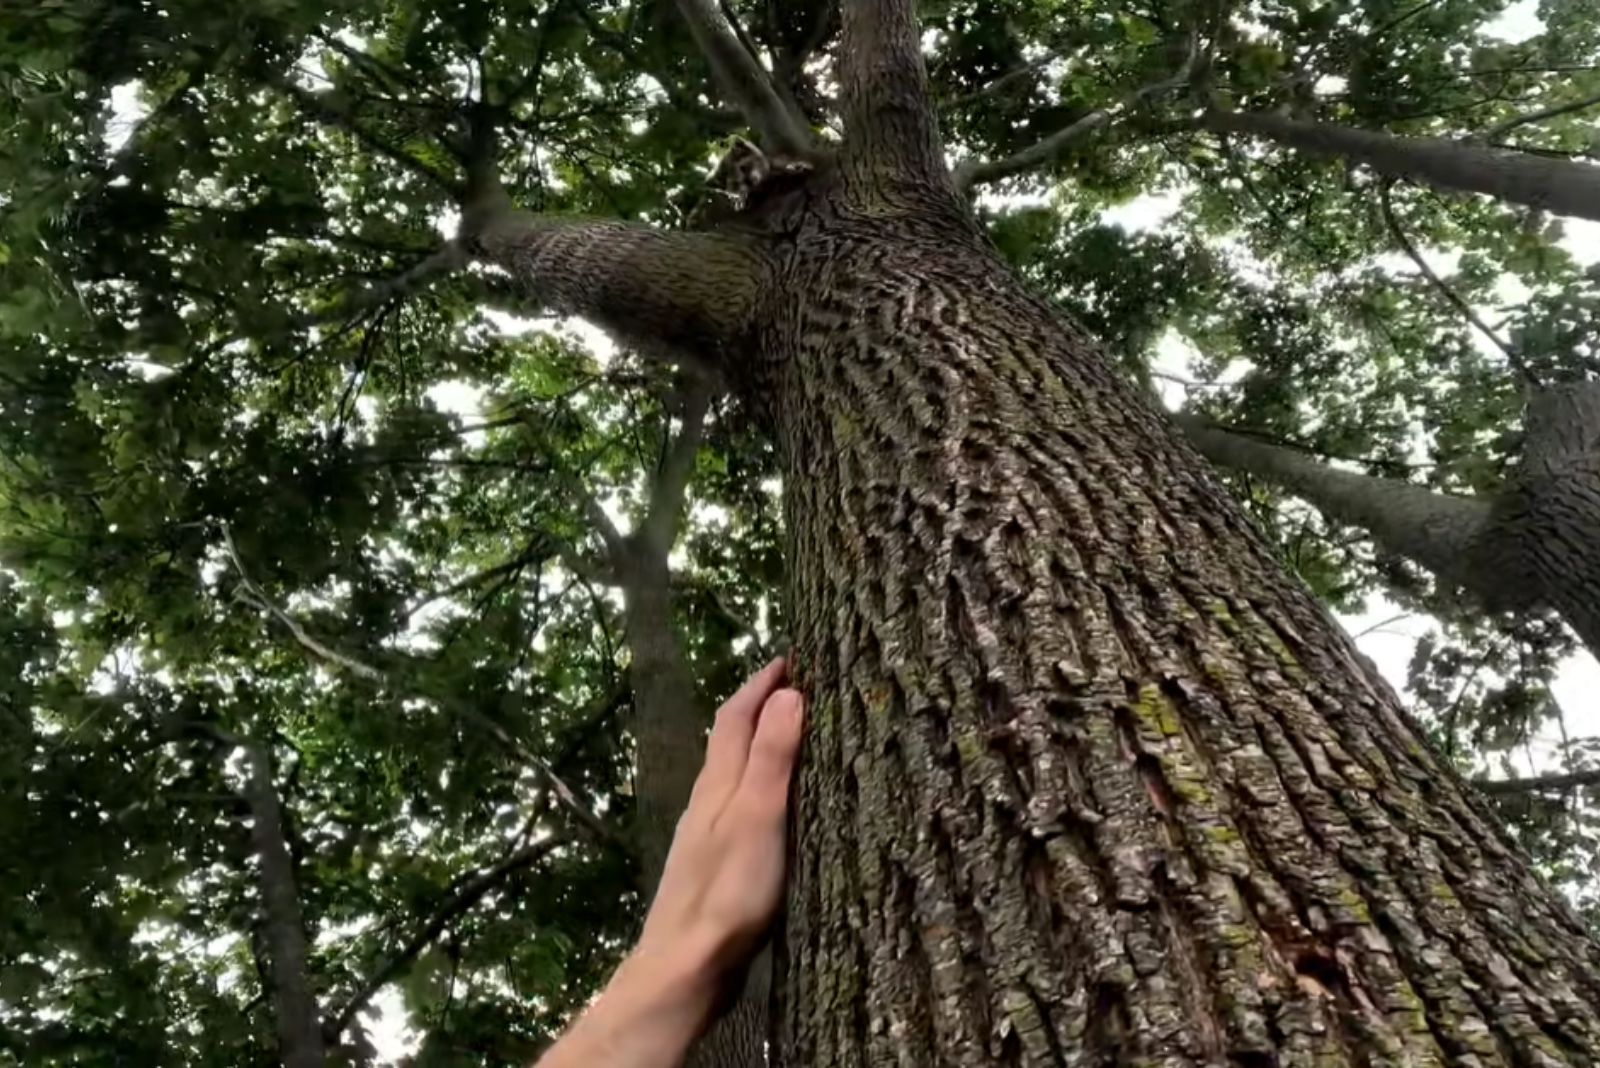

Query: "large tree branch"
<box><xmin>955</xmin><ymin>46</ymin><xmax>1197</xmax><ymax>192</ymax></box>
<box><xmin>672</xmin><ymin>0</ymin><xmax>813</xmax><ymax>155</ymax></box>
<box><xmin>1377</xmin><ymin>183</ymin><xmax>1532</xmax><ymax>383</ymax></box>
<box><xmin>193</xmin><ymin>727</ymin><xmax>326</xmax><ymax>1068</ymax></box>
<box><xmin>220</xmin><ymin>526</ymin><xmax>619</xmax><ymax>846</ymax></box>
<box><xmin>466</xmin><ymin>209</ymin><xmax>770</xmax><ymax>369</ymax></box>
<box><xmin>837</xmin><ymin>0</ymin><xmax>951</xmax><ymax>193</ymax></box>
<box><xmin>324</xmin><ymin>833</ymin><xmax>566</xmax><ymax>1043</ymax></box>
<box><xmin>1176</xmin><ymin>416</ymin><xmax>1495</xmax><ymax>586</ymax></box>
<box><xmin>1204</xmin><ymin>109</ymin><xmax>1600</xmax><ymax>222</ymax></box>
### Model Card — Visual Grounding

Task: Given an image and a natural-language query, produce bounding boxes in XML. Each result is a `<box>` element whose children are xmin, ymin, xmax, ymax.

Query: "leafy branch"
<box><xmin>953</xmin><ymin>39</ymin><xmax>1199</xmax><ymax>192</ymax></box>
<box><xmin>323</xmin><ymin>830</ymin><xmax>569</xmax><ymax>1044</ymax></box>
<box><xmin>219</xmin><ymin>524</ymin><xmax>620</xmax><ymax>846</ymax></box>
<box><xmin>1377</xmin><ymin>181</ymin><xmax>1533</xmax><ymax>384</ymax></box>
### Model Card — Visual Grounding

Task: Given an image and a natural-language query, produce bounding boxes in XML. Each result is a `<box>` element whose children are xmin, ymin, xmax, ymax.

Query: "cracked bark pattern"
<box><xmin>470</xmin><ymin>208</ymin><xmax>770</xmax><ymax>365</ymax></box>
<box><xmin>757</xmin><ymin>205</ymin><xmax>1600</xmax><ymax>1066</ymax></box>
<box><xmin>1489</xmin><ymin>381</ymin><xmax>1600</xmax><ymax>662</ymax></box>
<box><xmin>1205</xmin><ymin>110</ymin><xmax>1600</xmax><ymax>223</ymax></box>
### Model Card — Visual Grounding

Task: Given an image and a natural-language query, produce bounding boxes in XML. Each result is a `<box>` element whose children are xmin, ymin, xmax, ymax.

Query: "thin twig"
<box><xmin>1477</xmin><ymin>768</ymin><xmax>1600</xmax><ymax>796</ymax></box>
<box><xmin>954</xmin><ymin>37</ymin><xmax>1198</xmax><ymax>191</ymax></box>
<box><xmin>218</xmin><ymin>524</ymin><xmax>618</xmax><ymax>845</ymax></box>
<box><xmin>323</xmin><ymin>830</ymin><xmax>566</xmax><ymax>1042</ymax></box>
<box><xmin>295</xmin><ymin>243</ymin><xmax>468</xmax><ymax>330</ymax></box>
<box><xmin>1480</xmin><ymin>88</ymin><xmax>1600</xmax><ymax>142</ymax></box>
<box><xmin>1378</xmin><ymin>182</ymin><xmax>1535</xmax><ymax>385</ymax></box>
<box><xmin>1353</xmin><ymin>611</ymin><xmax>1415</xmax><ymax>639</ymax></box>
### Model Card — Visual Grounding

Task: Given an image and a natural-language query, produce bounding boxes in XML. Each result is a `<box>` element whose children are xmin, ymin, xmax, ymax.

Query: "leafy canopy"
<box><xmin>3</xmin><ymin>0</ymin><xmax>1598</xmax><ymax>1061</ymax></box>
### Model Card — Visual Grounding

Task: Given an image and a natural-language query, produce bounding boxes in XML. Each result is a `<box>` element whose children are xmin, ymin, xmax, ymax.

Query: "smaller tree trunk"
<box><xmin>239</xmin><ymin>743</ymin><xmax>327</xmax><ymax>1068</ymax></box>
<box><xmin>618</xmin><ymin>545</ymin><xmax>770</xmax><ymax>1068</ymax></box>
<box><xmin>1486</xmin><ymin>382</ymin><xmax>1600</xmax><ymax>658</ymax></box>
<box><xmin>1204</xmin><ymin>109</ymin><xmax>1600</xmax><ymax>222</ymax></box>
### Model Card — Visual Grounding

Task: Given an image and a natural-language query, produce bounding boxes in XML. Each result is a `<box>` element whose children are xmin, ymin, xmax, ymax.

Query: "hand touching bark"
<box><xmin>534</xmin><ymin>658</ymin><xmax>804</xmax><ymax>1068</ymax></box>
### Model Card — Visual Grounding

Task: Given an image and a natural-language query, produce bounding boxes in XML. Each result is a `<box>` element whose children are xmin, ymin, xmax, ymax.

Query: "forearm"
<box><xmin>535</xmin><ymin>942</ymin><xmax>719</xmax><ymax>1068</ymax></box>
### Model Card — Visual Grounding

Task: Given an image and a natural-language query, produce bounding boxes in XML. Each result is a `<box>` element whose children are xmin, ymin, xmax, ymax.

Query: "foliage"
<box><xmin>3</xmin><ymin>0</ymin><xmax>1599</xmax><ymax>1060</ymax></box>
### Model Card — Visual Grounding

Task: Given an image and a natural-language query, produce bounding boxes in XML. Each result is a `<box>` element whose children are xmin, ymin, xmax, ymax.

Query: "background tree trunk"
<box><xmin>239</xmin><ymin>744</ymin><xmax>327</xmax><ymax>1068</ymax></box>
<box><xmin>1204</xmin><ymin>110</ymin><xmax>1600</xmax><ymax>222</ymax></box>
<box><xmin>764</xmin><ymin>221</ymin><xmax>1600</xmax><ymax>1066</ymax></box>
<box><xmin>618</xmin><ymin>548</ymin><xmax>772</xmax><ymax>1068</ymax></box>
<box><xmin>1487</xmin><ymin>381</ymin><xmax>1600</xmax><ymax>666</ymax></box>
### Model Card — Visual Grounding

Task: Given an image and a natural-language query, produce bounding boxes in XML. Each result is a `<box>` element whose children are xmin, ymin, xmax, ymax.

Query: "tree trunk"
<box><xmin>619</xmin><ymin>548</ymin><xmax>770</xmax><ymax>1068</ymax></box>
<box><xmin>240</xmin><ymin>744</ymin><xmax>327</xmax><ymax>1068</ymax></box>
<box><xmin>622</xmin><ymin>550</ymin><xmax>712</xmax><ymax>889</ymax></box>
<box><xmin>1488</xmin><ymin>381</ymin><xmax>1600</xmax><ymax>662</ymax></box>
<box><xmin>1205</xmin><ymin>109</ymin><xmax>1600</xmax><ymax>222</ymax></box>
<box><xmin>763</xmin><ymin>218</ymin><xmax>1600</xmax><ymax>1065</ymax></box>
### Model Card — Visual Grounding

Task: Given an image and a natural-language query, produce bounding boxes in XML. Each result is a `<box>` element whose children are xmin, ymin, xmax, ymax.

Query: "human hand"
<box><xmin>534</xmin><ymin>659</ymin><xmax>803</xmax><ymax>1068</ymax></box>
<box><xmin>637</xmin><ymin>656</ymin><xmax>804</xmax><ymax>988</ymax></box>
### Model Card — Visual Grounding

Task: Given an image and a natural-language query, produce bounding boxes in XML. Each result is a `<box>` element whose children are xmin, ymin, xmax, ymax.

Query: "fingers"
<box><xmin>693</xmin><ymin>657</ymin><xmax>789</xmax><ymax>811</ymax></box>
<box><xmin>734</xmin><ymin>688</ymin><xmax>804</xmax><ymax>817</ymax></box>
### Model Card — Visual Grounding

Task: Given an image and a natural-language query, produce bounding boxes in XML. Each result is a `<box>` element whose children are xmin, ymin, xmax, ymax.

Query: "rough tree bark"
<box><xmin>443</xmin><ymin>0</ymin><xmax>1600</xmax><ymax>1061</ymax></box>
<box><xmin>1177</xmin><ymin>386</ymin><xmax>1600</xmax><ymax>663</ymax></box>
<box><xmin>1204</xmin><ymin>109</ymin><xmax>1600</xmax><ymax>222</ymax></box>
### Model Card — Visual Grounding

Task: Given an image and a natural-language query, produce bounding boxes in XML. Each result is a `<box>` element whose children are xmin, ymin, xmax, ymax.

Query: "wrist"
<box><xmin>606</xmin><ymin>934</ymin><xmax>723</xmax><ymax>1036</ymax></box>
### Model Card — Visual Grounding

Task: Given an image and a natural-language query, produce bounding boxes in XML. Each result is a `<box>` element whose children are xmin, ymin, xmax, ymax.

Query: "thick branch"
<box><xmin>1177</xmin><ymin>416</ymin><xmax>1495</xmax><ymax>585</ymax></box>
<box><xmin>1204</xmin><ymin>109</ymin><xmax>1600</xmax><ymax>222</ymax></box>
<box><xmin>1478</xmin><ymin>768</ymin><xmax>1600</xmax><ymax>795</ymax></box>
<box><xmin>467</xmin><ymin>208</ymin><xmax>770</xmax><ymax>369</ymax></box>
<box><xmin>220</xmin><ymin>526</ymin><xmax>618</xmax><ymax>845</ymax></box>
<box><xmin>956</xmin><ymin>47</ymin><xmax>1196</xmax><ymax>191</ymax></box>
<box><xmin>673</xmin><ymin>0</ymin><xmax>812</xmax><ymax>154</ymax></box>
<box><xmin>324</xmin><ymin>834</ymin><xmax>565</xmax><ymax>1042</ymax></box>
<box><xmin>838</xmin><ymin>0</ymin><xmax>951</xmax><ymax>192</ymax></box>
<box><xmin>1377</xmin><ymin>183</ymin><xmax>1531</xmax><ymax>383</ymax></box>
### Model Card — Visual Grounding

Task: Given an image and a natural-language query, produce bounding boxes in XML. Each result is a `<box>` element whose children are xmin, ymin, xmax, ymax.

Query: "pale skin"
<box><xmin>534</xmin><ymin>657</ymin><xmax>805</xmax><ymax>1068</ymax></box>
